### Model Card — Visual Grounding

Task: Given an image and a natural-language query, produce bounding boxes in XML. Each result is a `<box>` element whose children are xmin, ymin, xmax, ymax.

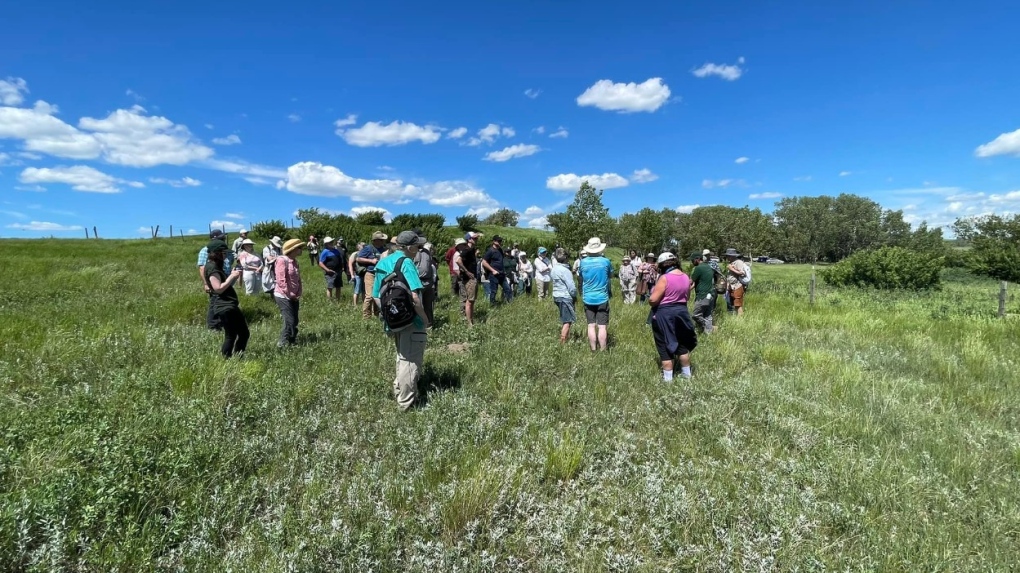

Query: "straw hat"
<box><xmin>283</xmin><ymin>238</ymin><xmax>305</xmax><ymax>255</ymax></box>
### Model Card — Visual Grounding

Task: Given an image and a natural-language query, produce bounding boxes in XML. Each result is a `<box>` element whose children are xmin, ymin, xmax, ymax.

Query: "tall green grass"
<box><xmin>1</xmin><ymin>239</ymin><xmax>1018</xmax><ymax>571</ymax></box>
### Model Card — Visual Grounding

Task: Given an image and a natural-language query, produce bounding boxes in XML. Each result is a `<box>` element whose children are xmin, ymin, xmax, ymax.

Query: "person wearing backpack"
<box><xmin>724</xmin><ymin>248</ymin><xmax>748</xmax><ymax>316</ymax></box>
<box><xmin>372</xmin><ymin>230</ymin><xmax>430</xmax><ymax>411</ymax></box>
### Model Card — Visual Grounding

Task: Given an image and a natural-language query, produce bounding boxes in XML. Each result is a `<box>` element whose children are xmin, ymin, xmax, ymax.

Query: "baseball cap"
<box><xmin>454</xmin><ymin>238</ymin><xmax>466</xmax><ymax>246</ymax></box>
<box><xmin>209</xmin><ymin>229</ymin><xmax>225</xmax><ymax>239</ymax></box>
<box><xmin>396</xmin><ymin>230</ymin><xmax>427</xmax><ymax>247</ymax></box>
<box><xmin>206</xmin><ymin>239</ymin><xmax>229</xmax><ymax>252</ymax></box>
<box><xmin>492</xmin><ymin>235</ymin><xmax>503</xmax><ymax>243</ymax></box>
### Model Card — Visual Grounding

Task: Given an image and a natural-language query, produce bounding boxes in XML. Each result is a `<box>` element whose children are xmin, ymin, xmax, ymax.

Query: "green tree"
<box><xmin>668</xmin><ymin>206</ymin><xmax>776</xmax><ymax>259</ymax></box>
<box><xmin>456</xmin><ymin>214</ymin><xmax>480</xmax><ymax>232</ymax></box>
<box><xmin>617</xmin><ymin>208</ymin><xmax>670</xmax><ymax>255</ymax></box>
<box><xmin>354</xmin><ymin>210</ymin><xmax>387</xmax><ymax>227</ymax></box>
<box><xmin>549</xmin><ymin>181</ymin><xmax>612</xmax><ymax>252</ymax></box>
<box><xmin>953</xmin><ymin>214</ymin><xmax>1020</xmax><ymax>281</ymax></box>
<box><xmin>482</xmin><ymin>208</ymin><xmax>519</xmax><ymax>227</ymax></box>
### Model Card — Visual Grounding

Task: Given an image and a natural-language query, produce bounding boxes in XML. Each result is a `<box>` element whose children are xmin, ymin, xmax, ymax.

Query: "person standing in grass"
<box><xmin>550</xmin><ymin>247</ymin><xmax>578</xmax><ymax>343</ymax></box>
<box><xmin>231</xmin><ymin>228</ymin><xmax>249</xmax><ymax>255</ymax></box>
<box><xmin>725</xmin><ymin>247</ymin><xmax>747</xmax><ymax>316</ymax></box>
<box><xmin>517</xmin><ymin>252</ymin><xmax>533</xmax><ymax>295</ymax></box>
<box><xmin>372</xmin><ymin>230</ymin><xmax>430</xmax><ymax>411</ymax></box>
<box><xmin>649</xmin><ymin>252</ymin><xmax>697</xmax><ymax>380</ymax></box>
<box><xmin>203</xmin><ymin>239</ymin><xmax>249</xmax><ymax>358</ymax></box>
<box><xmin>317</xmin><ymin>236</ymin><xmax>344</xmax><ymax>301</ymax></box>
<box><xmin>357</xmin><ymin>232</ymin><xmax>388</xmax><ymax>319</ymax></box>
<box><xmin>453</xmin><ymin>234</ymin><xmax>479</xmax><ymax>326</ymax></box>
<box><xmin>274</xmin><ymin>238</ymin><xmax>305</xmax><ymax>347</ymax></box>
<box><xmin>237</xmin><ymin>239</ymin><xmax>263</xmax><ymax>295</ymax></box>
<box><xmin>413</xmin><ymin>240</ymin><xmax>437</xmax><ymax>328</ymax></box>
<box><xmin>619</xmin><ymin>254</ymin><xmax>637</xmax><ymax>304</ymax></box>
<box><xmin>482</xmin><ymin>235</ymin><xmax>512</xmax><ymax>304</ymax></box>
<box><xmin>197</xmin><ymin>229</ymin><xmax>233</xmax><ymax>330</ymax></box>
<box><xmin>637</xmin><ymin>253</ymin><xmax>659</xmax><ymax>303</ymax></box>
<box><xmin>578</xmin><ymin>237</ymin><xmax>613</xmax><ymax>351</ymax></box>
<box><xmin>307</xmin><ymin>235</ymin><xmax>319</xmax><ymax>266</ymax></box>
<box><xmin>534</xmin><ymin>247</ymin><xmax>552</xmax><ymax>299</ymax></box>
<box><xmin>445</xmin><ymin>238</ymin><xmax>464</xmax><ymax>297</ymax></box>
<box><xmin>262</xmin><ymin>236</ymin><xmax>283</xmax><ymax>295</ymax></box>
<box><xmin>348</xmin><ymin>241</ymin><xmax>366</xmax><ymax>308</ymax></box>
<box><xmin>688</xmin><ymin>252</ymin><xmax>716</xmax><ymax>333</ymax></box>
<box><xmin>502</xmin><ymin>247</ymin><xmax>518</xmax><ymax>301</ymax></box>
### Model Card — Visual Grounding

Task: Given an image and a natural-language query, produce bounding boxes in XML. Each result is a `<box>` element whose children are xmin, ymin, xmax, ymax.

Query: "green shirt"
<box><xmin>503</xmin><ymin>256</ymin><xmax>518</xmax><ymax>275</ymax></box>
<box><xmin>372</xmin><ymin>253</ymin><xmax>425</xmax><ymax>330</ymax></box>
<box><xmin>690</xmin><ymin>262</ymin><xmax>715</xmax><ymax>300</ymax></box>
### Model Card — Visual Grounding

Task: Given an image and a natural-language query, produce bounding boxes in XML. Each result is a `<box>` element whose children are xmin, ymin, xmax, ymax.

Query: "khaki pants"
<box><xmin>393</xmin><ymin>327</ymin><xmax>427</xmax><ymax>411</ymax></box>
<box><xmin>537</xmin><ymin>280</ymin><xmax>550</xmax><ymax>298</ymax></box>
<box><xmin>362</xmin><ymin>272</ymin><xmax>379</xmax><ymax>318</ymax></box>
<box><xmin>620</xmin><ymin>278</ymin><xmax>636</xmax><ymax>304</ymax></box>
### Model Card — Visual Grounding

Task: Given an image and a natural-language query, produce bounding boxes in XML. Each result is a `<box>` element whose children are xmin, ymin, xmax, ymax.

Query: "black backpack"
<box><xmin>379</xmin><ymin>257</ymin><xmax>416</xmax><ymax>331</ymax></box>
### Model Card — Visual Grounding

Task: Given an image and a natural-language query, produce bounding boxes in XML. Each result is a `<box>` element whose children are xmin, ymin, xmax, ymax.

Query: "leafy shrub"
<box><xmin>482</xmin><ymin>208</ymin><xmax>519</xmax><ymax>227</ymax></box>
<box><xmin>250</xmin><ymin>219</ymin><xmax>288</xmax><ymax>240</ymax></box>
<box><xmin>456</xmin><ymin>214</ymin><xmax>479</xmax><ymax>232</ymax></box>
<box><xmin>821</xmin><ymin>246</ymin><xmax>943</xmax><ymax>290</ymax></box>
<box><xmin>953</xmin><ymin>214</ymin><xmax>1020</xmax><ymax>282</ymax></box>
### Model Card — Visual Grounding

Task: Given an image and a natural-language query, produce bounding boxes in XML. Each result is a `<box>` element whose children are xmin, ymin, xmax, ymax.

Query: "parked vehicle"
<box><xmin>755</xmin><ymin>256</ymin><xmax>769</xmax><ymax>263</ymax></box>
<box><xmin>766</xmin><ymin>258</ymin><xmax>785</xmax><ymax>264</ymax></box>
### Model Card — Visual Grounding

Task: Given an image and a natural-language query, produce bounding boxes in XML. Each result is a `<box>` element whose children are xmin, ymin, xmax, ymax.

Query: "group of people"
<box><xmin>198</xmin><ymin>226</ymin><xmax>753</xmax><ymax>409</ymax></box>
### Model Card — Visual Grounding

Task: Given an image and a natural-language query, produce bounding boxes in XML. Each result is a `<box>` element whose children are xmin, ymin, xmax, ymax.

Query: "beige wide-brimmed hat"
<box><xmin>283</xmin><ymin>238</ymin><xmax>305</xmax><ymax>255</ymax></box>
<box><xmin>582</xmin><ymin>237</ymin><xmax>607</xmax><ymax>254</ymax></box>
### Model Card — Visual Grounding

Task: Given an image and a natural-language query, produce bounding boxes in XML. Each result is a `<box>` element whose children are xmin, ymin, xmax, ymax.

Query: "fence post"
<box><xmin>84</xmin><ymin>227</ymin><xmax>89</xmax><ymax>239</ymax></box>
<box><xmin>154</xmin><ymin>225</ymin><xmax>160</xmax><ymax>239</ymax></box>
<box><xmin>170</xmin><ymin>224</ymin><xmax>173</xmax><ymax>238</ymax></box>
<box><xmin>93</xmin><ymin>226</ymin><xmax>98</xmax><ymax>239</ymax></box>
<box><xmin>810</xmin><ymin>266</ymin><xmax>816</xmax><ymax>305</ymax></box>
<box><xmin>999</xmin><ymin>281</ymin><xmax>1008</xmax><ymax>318</ymax></box>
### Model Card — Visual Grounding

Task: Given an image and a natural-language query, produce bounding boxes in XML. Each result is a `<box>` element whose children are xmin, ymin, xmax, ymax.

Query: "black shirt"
<box><xmin>204</xmin><ymin>263</ymin><xmax>239</xmax><ymax>312</ymax></box>
<box><xmin>458</xmin><ymin>244</ymin><xmax>478</xmax><ymax>277</ymax></box>
<box><xmin>483</xmin><ymin>245</ymin><xmax>504</xmax><ymax>276</ymax></box>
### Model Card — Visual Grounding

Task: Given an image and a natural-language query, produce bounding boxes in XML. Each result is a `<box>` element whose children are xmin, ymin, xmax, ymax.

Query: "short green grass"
<box><xmin>1</xmin><ymin>238</ymin><xmax>1019</xmax><ymax>571</ymax></box>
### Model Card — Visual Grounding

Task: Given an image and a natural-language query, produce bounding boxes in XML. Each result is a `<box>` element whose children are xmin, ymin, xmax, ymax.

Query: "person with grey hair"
<box><xmin>550</xmin><ymin>247</ymin><xmax>578</xmax><ymax>343</ymax></box>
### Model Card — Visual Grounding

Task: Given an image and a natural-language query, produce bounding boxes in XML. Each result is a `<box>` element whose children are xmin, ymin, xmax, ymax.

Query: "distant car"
<box><xmin>755</xmin><ymin>256</ymin><xmax>769</xmax><ymax>263</ymax></box>
<box><xmin>765</xmin><ymin>258</ymin><xmax>785</xmax><ymax>264</ymax></box>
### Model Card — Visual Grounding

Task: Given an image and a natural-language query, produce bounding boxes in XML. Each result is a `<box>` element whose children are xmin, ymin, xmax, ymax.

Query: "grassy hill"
<box><xmin>1</xmin><ymin>238</ymin><xmax>1018</xmax><ymax>570</ymax></box>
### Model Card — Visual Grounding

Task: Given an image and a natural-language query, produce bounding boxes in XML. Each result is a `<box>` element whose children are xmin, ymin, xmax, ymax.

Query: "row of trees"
<box><xmin>547</xmin><ymin>182</ymin><xmax>946</xmax><ymax>263</ymax></box>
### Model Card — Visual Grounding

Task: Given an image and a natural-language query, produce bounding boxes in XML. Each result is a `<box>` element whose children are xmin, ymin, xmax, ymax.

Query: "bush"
<box><xmin>482</xmin><ymin>208</ymin><xmax>519</xmax><ymax>227</ymax></box>
<box><xmin>250</xmin><ymin>219</ymin><xmax>288</xmax><ymax>240</ymax></box>
<box><xmin>821</xmin><ymin>246</ymin><xmax>943</xmax><ymax>290</ymax></box>
<box><xmin>456</xmin><ymin>215</ymin><xmax>479</xmax><ymax>232</ymax></box>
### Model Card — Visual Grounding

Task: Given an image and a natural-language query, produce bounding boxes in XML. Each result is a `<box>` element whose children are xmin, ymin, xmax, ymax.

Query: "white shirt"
<box><xmin>534</xmin><ymin>256</ymin><xmax>551</xmax><ymax>282</ymax></box>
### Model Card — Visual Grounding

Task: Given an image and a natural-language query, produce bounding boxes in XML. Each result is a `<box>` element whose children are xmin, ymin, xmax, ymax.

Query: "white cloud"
<box><xmin>334</xmin><ymin>114</ymin><xmax>357</xmax><ymax>128</ymax></box>
<box><xmin>735</xmin><ymin>156</ymin><xmax>750</xmax><ymax>164</ymax></box>
<box><xmin>243</xmin><ymin>176</ymin><xmax>273</xmax><ymax>186</ymax></box>
<box><xmin>350</xmin><ymin>205</ymin><xmax>393</xmax><ymax>223</ymax></box>
<box><xmin>701</xmin><ymin>178</ymin><xmax>746</xmax><ymax>189</ymax></box>
<box><xmin>283</xmin><ymin>161</ymin><xmax>418</xmax><ymax>202</ymax></box>
<box><xmin>466</xmin><ymin>206</ymin><xmax>499</xmax><ymax>219</ymax></box>
<box><xmin>204</xmin><ymin>123</ymin><xmax>214</xmax><ymax>130</ymax></box>
<box><xmin>526</xmin><ymin>216</ymin><xmax>549</xmax><ymax>229</ymax></box>
<box><xmin>466</xmin><ymin>123</ymin><xmax>515</xmax><ymax>146</ymax></box>
<box><xmin>533</xmin><ymin>126</ymin><xmax>545</xmax><ymax>134</ymax></box>
<box><xmin>422</xmin><ymin>181</ymin><xmax>498</xmax><ymax>208</ymax></box>
<box><xmin>524</xmin><ymin>88</ymin><xmax>541</xmax><ymax>99</ymax></box>
<box><xmin>20</xmin><ymin>165</ymin><xmax>142</xmax><ymax>193</ymax></box>
<box><xmin>78</xmin><ymin>105</ymin><xmax>214</xmax><ymax>167</ymax></box>
<box><xmin>839</xmin><ymin>170</ymin><xmax>852</xmax><ymax>177</ymax></box>
<box><xmin>149</xmin><ymin>176</ymin><xmax>201</xmax><ymax>188</ymax></box>
<box><xmin>210</xmin><ymin>220</ymin><xmax>244</xmax><ymax>232</ymax></box>
<box><xmin>630</xmin><ymin>168</ymin><xmax>658</xmax><ymax>183</ymax></box>
<box><xmin>0</xmin><ymin>77</ymin><xmax>29</xmax><ymax>106</ymax></box>
<box><xmin>546</xmin><ymin>172</ymin><xmax>630</xmax><ymax>191</ymax></box>
<box><xmin>484</xmin><ymin>143</ymin><xmax>540</xmax><ymax>162</ymax></box>
<box><xmin>203</xmin><ymin>158</ymin><xmax>287</xmax><ymax>179</ymax></box>
<box><xmin>793</xmin><ymin>175</ymin><xmax>813</xmax><ymax>182</ymax></box>
<box><xmin>975</xmin><ymin>128</ymin><xmax>1020</xmax><ymax>157</ymax></box>
<box><xmin>576</xmin><ymin>78</ymin><xmax>671</xmax><ymax>113</ymax></box>
<box><xmin>676</xmin><ymin>204</ymin><xmax>700</xmax><ymax>213</ymax></box>
<box><xmin>0</xmin><ymin>100</ymin><xmax>103</xmax><ymax>159</ymax></box>
<box><xmin>287</xmin><ymin>114</ymin><xmax>301</xmax><ymax>123</ymax></box>
<box><xmin>17</xmin><ymin>151</ymin><xmax>42</xmax><ymax>160</ymax></box>
<box><xmin>212</xmin><ymin>134</ymin><xmax>241</xmax><ymax>146</ymax></box>
<box><xmin>523</xmin><ymin>205</ymin><xmax>544</xmax><ymax>217</ymax></box>
<box><xmin>224</xmin><ymin>212</ymin><xmax>245</xmax><ymax>220</ymax></box>
<box><xmin>549</xmin><ymin>127</ymin><xmax>569</xmax><ymax>138</ymax></box>
<box><xmin>0</xmin><ymin>209</ymin><xmax>27</xmax><ymax>219</ymax></box>
<box><xmin>0</xmin><ymin>152</ymin><xmax>10</xmax><ymax>165</ymax></box>
<box><xmin>447</xmin><ymin>127</ymin><xmax>468</xmax><ymax>139</ymax></box>
<box><xmin>7</xmin><ymin>220</ymin><xmax>83</xmax><ymax>232</ymax></box>
<box><xmin>338</xmin><ymin>120</ymin><xmax>442</xmax><ymax>147</ymax></box>
<box><xmin>692</xmin><ymin>57</ymin><xmax>746</xmax><ymax>81</ymax></box>
<box><xmin>749</xmin><ymin>192</ymin><xmax>783</xmax><ymax>199</ymax></box>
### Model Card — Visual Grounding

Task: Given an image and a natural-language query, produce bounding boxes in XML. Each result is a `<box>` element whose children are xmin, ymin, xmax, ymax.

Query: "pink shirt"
<box><xmin>659</xmin><ymin>271</ymin><xmax>691</xmax><ymax>306</ymax></box>
<box><xmin>274</xmin><ymin>255</ymin><xmax>303</xmax><ymax>300</ymax></box>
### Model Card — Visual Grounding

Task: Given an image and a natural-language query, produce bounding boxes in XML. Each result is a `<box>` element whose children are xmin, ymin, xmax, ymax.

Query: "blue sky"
<box><xmin>2</xmin><ymin>0</ymin><xmax>1020</xmax><ymax>237</ymax></box>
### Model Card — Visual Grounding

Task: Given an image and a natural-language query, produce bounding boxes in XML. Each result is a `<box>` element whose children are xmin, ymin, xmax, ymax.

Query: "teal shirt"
<box><xmin>371</xmin><ymin>254</ymin><xmax>425</xmax><ymax>329</ymax></box>
<box><xmin>579</xmin><ymin>256</ymin><xmax>613</xmax><ymax>305</ymax></box>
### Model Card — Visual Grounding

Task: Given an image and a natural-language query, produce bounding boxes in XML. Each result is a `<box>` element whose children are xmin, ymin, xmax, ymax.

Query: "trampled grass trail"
<box><xmin>1</xmin><ymin>238</ymin><xmax>1018</xmax><ymax>571</ymax></box>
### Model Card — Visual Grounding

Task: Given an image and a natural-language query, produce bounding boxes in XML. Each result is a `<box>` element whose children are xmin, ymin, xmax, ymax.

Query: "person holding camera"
<box><xmin>203</xmin><ymin>239</ymin><xmax>249</xmax><ymax>358</ymax></box>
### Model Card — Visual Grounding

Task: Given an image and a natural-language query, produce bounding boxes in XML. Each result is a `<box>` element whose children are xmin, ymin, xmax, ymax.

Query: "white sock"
<box><xmin>681</xmin><ymin>366</ymin><xmax>692</xmax><ymax>378</ymax></box>
<box><xmin>663</xmin><ymin>369</ymin><xmax>673</xmax><ymax>381</ymax></box>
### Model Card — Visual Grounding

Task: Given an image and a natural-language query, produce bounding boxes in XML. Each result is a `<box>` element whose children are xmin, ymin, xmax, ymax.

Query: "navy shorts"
<box><xmin>554</xmin><ymin>297</ymin><xmax>575</xmax><ymax>324</ymax></box>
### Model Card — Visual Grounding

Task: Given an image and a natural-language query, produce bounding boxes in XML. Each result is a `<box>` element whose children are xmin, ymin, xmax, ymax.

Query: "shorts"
<box><xmin>730</xmin><ymin>284</ymin><xmax>744</xmax><ymax>307</ymax></box>
<box><xmin>584</xmin><ymin>302</ymin><xmax>610</xmax><ymax>326</ymax></box>
<box><xmin>459</xmin><ymin>277</ymin><xmax>477</xmax><ymax>302</ymax></box>
<box><xmin>325</xmin><ymin>272</ymin><xmax>342</xmax><ymax>289</ymax></box>
<box><xmin>554</xmin><ymin>297</ymin><xmax>575</xmax><ymax>324</ymax></box>
<box><xmin>353</xmin><ymin>275</ymin><xmax>364</xmax><ymax>295</ymax></box>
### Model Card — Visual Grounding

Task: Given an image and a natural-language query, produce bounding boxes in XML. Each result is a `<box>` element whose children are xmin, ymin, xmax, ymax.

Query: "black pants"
<box><xmin>216</xmin><ymin>306</ymin><xmax>250</xmax><ymax>358</ymax></box>
<box><xmin>275</xmin><ymin>297</ymin><xmax>300</xmax><ymax>346</ymax></box>
<box><xmin>421</xmin><ymin>285</ymin><xmax>435</xmax><ymax>327</ymax></box>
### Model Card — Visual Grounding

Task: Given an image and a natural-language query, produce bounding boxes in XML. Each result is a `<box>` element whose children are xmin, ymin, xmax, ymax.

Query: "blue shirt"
<box><xmin>197</xmin><ymin>247</ymin><xmax>233</xmax><ymax>271</ymax></box>
<box><xmin>550</xmin><ymin>262</ymin><xmax>577</xmax><ymax>300</ymax></box>
<box><xmin>371</xmin><ymin>254</ymin><xmax>425</xmax><ymax>330</ymax></box>
<box><xmin>579</xmin><ymin>256</ymin><xmax>613</xmax><ymax>305</ymax></box>
<box><xmin>356</xmin><ymin>244</ymin><xmax>384</xmax><ymax>273</ymax></box>
<box><xmin>319</xmin><ymin>247</ymin><xmax>342</xmax><ymax>271</ymax></box>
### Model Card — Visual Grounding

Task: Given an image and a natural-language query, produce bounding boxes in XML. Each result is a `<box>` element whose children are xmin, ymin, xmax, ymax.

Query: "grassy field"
<box><xmin>1</xmin><ymin>237</ymin><xmax>1019</xmax><ymax>571</ymax></box>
